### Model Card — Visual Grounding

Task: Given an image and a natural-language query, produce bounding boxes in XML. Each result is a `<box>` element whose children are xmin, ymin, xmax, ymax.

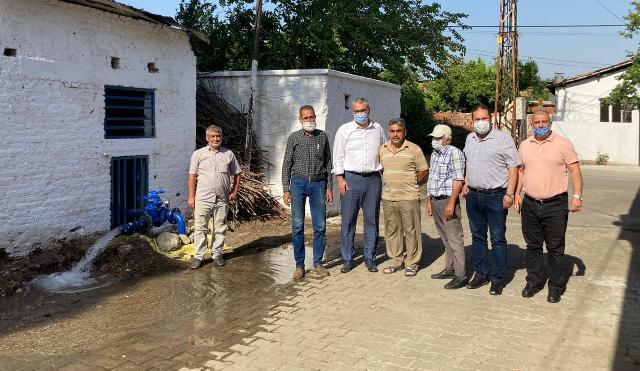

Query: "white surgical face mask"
<box><xmin>431</xmin><ymin>139</ymin><xmax>444</xmax><ymax>151</ymax></box>
<box><xmin>302</xmin><ymin>121</ymin><xmax>316</xmax><ymax>132</ymax></box>
<box><xmin>473</xmin><ymin>120</ymin><xmax>491</xmax><ymax>135</ymax></box>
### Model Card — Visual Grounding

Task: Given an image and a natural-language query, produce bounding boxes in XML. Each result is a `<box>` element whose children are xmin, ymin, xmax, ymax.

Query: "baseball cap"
<box><xmin>429</xmin><ymin>124</ymin><xmax>452</xmax><ymax>138</ymax></box>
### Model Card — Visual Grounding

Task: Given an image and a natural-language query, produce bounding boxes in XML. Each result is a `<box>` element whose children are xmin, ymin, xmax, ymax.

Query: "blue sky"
<box><xmin>120</xmin><ymin>0</ymin><xmax>638</xmax><ymax>79</ymax></box>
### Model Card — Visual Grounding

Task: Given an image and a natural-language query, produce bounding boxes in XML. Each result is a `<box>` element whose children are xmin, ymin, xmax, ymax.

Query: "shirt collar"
<box><xmin>470</xmin><ymin>127</ymin><xmax>498</xmax><ymax>142</ymax></box>
<box><xmin>383</xmin><ymin>140</ymin><xmax>409</xmax><ymax>152</ymax></box>
<box><xmin>352</xmin><ymin>120</ymin><xmax>374</xmax><ymax>129</ymax></box>
<box><xmin>528</xmin><ymin>131</ymin><xmax>556</xmax><ymax>143</ymax></box>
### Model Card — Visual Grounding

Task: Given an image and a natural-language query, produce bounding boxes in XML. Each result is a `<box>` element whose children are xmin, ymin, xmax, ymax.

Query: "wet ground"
<box><xmin>0</xmin><ymin>215</ymin><xmax>347</xmax><ymax>368</ymax></box>
<box><xmin>0</xmin><ymin>166</ymin><xmax>639</xmax><ymax>370</ymax></box>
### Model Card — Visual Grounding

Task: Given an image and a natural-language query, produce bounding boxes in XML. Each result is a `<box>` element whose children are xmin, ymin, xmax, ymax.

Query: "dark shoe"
<box><xmin>293</xmin><ymin>267</ymin><xmax>305</xmax><ymax>280</ymax></box>
<box><xmin>489</xmin><ymin>281</ymin><xmax>503</xmax><ymax>295</ymax></box>
<box><xmin>466</xmin><ymin>274</ymin><xmax>489</xmax><ymax>289</ymax></box>
<box><xmin>365</xmin><ymin>259</ymin><xmax>378</xmax><ymax>273</ymax></box>
<box><xmin>522</xmin><ymin>284</ymin><xmax>542</xmax><ymax>298</ymax></box>
<box><xmin>190</xmin><ymin>258</ymin><xmax>202</xmax><ymax>269</ymax></box>
<box><xmin>213</xmin><ymin>255</ymin><xmax>225</xmax><ymax>266</ymax></box>
<box><xmin>547</xmin><ymin>291</ymin><xmax>561</xmax><ymax>303</ymax></box>
<box><xmin>313</xmin><ymin>265</ymin><xmax>330</xmax><ymax>276</ymax></box>
<box><xmin>340</xmin><ymin>261</ymin><xmax>353</xmax><ymax>273</ymax></box>
<box><xmin>431</xmin><ymin>269</ymin><xmax>456</xmax><ymax>280</ymax></box>
<box><xmin>444</xmin><ymin>276</ymin><xmax>469</xmax><ymax>289</ymax></box>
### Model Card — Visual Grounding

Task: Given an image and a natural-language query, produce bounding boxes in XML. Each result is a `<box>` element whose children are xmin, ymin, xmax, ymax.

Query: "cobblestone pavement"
<box><xmin>1</xmin><ymin>166</ymin><xmax>639</xmax><ymax>371</ymax></box>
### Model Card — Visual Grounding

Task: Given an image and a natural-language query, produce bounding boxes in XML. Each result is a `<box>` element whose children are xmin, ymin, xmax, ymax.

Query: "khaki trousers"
<box><xmin>382</xmin><ymin>199</ymin><xmax>422</xmax><ymax>269</ymax></box>
<box><xmin>193</xmin><ymin>197</ymin><xmax>228</xmax><ymax>260</ymax></box>
<box><xmin>431</xmin><ymin>197</ymin><xmax>466</xmax><ymax>278</ymax></box>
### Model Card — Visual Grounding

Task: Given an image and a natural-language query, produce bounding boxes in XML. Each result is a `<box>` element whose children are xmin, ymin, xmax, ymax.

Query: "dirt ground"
<box><xmin>0</xmin><ymin>216</ymin><xmax>297</xmax><ymax>297</ymax></box>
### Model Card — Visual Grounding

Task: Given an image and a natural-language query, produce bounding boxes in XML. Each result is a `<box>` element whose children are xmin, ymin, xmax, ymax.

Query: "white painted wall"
<box><xmin>200</xmin><ymin>69</ymin><xmax>401</xmax><ymax>213</ymax></box>
<box><xmin>0</xmin><ymin>0</ymin><xmax>196</xmax><ymax>255</ymax></box>
<box><xmin>554</xmin><ymin>71</ymin><xmax>640</xmax><ymax>165</ymax></box>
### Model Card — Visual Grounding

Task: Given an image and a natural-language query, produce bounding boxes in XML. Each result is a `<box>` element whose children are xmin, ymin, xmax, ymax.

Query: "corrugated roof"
<box><xmin>58</xmin><ymin>0</ymin><xmax>209</xmax><ymax>43</ymax></box>
<box><xmin>549</xmin><ymin>59</ymin><xmax>633</xmax><ymax>89</ymax></box>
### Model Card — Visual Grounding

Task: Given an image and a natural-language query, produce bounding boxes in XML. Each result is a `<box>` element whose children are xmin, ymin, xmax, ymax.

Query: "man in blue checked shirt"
<box><xmin>282</xmin><ymin>105</ymin><xmax>333</xmax><ymax>280</ymax></box>
<box><xmin>426</xmin><ymin>124</ymin><xmax>468</xmax><ymax>289</ymax></box>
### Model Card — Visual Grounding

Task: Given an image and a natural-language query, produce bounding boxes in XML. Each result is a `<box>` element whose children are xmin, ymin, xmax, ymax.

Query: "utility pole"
<box><xmin>246</xmin><ymin>0</ymin><xmax>263</xmax><ymax>166</ymax></box>
<box><xmin>494</xmin><ymin>0</ymin><xmax>519</xmax><ymax>143</ymax></box>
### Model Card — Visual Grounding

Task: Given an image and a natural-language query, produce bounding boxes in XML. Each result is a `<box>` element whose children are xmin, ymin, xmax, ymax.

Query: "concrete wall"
<box><xmin>0</xmin><ymin>0</ymin><xmax>196</xmax><ymax>255</ymax></box>
<box><xmin>200</xmin><ymin>69</ymin><xmax>401</xmax><ymax>213</ymax></box>
<box><xmin>554</xmin><ymin>71</ymin><xmax>640</xmax><ymax>165</ymax></box>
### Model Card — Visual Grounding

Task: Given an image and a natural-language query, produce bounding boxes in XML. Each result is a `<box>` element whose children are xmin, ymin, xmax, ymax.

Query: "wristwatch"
<box><xmin>572</xmin><ymin>194</ymin><xmax>583</xmax><ymax>201</ymax></box>
<box><xmin>505</xmin><ymin>193</ymin><xmax>514</xmax><ymax>198</ymax></box>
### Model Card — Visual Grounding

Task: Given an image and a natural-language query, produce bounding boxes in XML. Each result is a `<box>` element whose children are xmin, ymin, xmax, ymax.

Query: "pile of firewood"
<box><xmin>196</xmin><ymin>79</ymin><xmax>285</xmax><ymax>221</ymax></box>
<box><xmin>233</xmin><ymin>167</ymin><xmax>285</xmax><ymax>221</ymax></box>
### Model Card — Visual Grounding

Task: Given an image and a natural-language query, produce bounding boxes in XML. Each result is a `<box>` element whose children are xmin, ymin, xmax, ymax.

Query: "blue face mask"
<box><xmin>354</xmin><ymin>113</ymin><xmax>369</xmax><ymax>124</ymax></box>
<box><xmin>533</xmin><ymin>126</ymin><xmax>551</xmax><ymax>138</ymax></box>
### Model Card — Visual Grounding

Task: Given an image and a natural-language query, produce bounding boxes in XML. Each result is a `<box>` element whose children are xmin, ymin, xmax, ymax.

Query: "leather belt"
<box><xmin>345</xmin><ymin>170</ymin><xmax>379</xmax><ymax>177</ymax></box>
<box><xmin>525</xmin><ymin>192</ymin><xmax>567</xmax><ymax>205</ymax></box>
<box><xmin>468</xmin><ymin>186</ymin><xmax>506</xmax><ymax>194</ymax></box>
<box><xmin>293</xmin><ymin>174</ymin><xmax>327</xmax><ymax>182</ymax></box>
<box><xmin>430</xmin><ymin>195</ymin><xmax>448</xmax><ymax>200</ymax></box>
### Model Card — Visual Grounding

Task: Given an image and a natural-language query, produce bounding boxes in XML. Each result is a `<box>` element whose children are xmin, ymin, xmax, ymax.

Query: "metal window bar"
<box><xmin>111</xmin><ymin>156</ymin><xmax>149</xmax><ymax>229</ymax></box>
<box><xmin>104</xmin><ymin>86</ymin><xmax>155</xmax><ymax>139</ymax></box>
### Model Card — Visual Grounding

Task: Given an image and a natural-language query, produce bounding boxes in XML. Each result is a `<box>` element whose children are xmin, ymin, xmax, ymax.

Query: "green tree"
<box><xmin>176</xmin><ymin>0</ymin><xmax>468</xmax><ymax>81</ymax></box>
<box><xmin>423</xmin><ymin>58</ymin><xmax>496</xmax><ymax>112</ymax></box>
<box><xmin>606</xmin><ymin>1</ymin><xmax>640</xmax><ymax>107</ymax></box>
<box><xmin>519</xmin><ymin>59</ymin><xmax>548</xmax><ymax>100</ymax></box>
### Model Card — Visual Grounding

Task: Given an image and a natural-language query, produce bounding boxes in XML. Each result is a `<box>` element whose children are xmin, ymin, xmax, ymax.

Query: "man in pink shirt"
<box><xmin>515</xmin><ymin>110</ymin><xmax>583</xmax><ymax>303</ymax></box>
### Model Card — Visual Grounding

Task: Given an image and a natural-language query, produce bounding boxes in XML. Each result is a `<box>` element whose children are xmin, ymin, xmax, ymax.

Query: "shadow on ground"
<box><xmin>614</xmin><ymin>187</ymin><xmax>640</xmax><ymax>369</ymax></box>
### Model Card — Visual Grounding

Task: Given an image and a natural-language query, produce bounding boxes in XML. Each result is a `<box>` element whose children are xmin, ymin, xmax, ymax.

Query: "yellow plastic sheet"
<box><xmin>141</xmin><ymin>235</ymin><xmax>234</xmax><ymax>262</ymax></box>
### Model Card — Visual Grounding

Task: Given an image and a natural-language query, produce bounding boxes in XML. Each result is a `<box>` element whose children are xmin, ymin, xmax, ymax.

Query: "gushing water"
<box><xmin>32</xmin><ymin>228</ymin><xmax>122</xmax><ymax>293</ymax></box>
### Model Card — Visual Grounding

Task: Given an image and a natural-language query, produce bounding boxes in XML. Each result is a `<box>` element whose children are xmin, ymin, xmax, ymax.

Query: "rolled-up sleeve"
<box><xmin>332</xmin><ymin>127</ymin><xmax>347</xmax><ymax>175</ymax></box>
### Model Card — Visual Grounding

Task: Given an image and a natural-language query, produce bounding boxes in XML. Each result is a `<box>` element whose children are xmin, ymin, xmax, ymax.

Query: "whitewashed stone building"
<box><xmin>0</xmin><ymin>0</ymin><xmax>198</xmax><ymax>255</ymax></box>
<box><xmin>551</xmin><ymin>60</ymin><xmax>640</xmax><ymax>165</ymax></box>
<box><xmin>199</xmin><ymin>69</ymin><xmax>401</xmax><ymax>214</ymax></box>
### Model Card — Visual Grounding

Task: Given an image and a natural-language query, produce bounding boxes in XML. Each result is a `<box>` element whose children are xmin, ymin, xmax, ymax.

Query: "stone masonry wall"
<box><xmin>0</xmin><ymin>0</ymin><xmax>196</xmax><ymax>255</ymax></box>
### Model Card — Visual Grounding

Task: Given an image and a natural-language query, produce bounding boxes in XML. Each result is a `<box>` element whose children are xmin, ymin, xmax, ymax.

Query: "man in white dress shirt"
<box><xmin>333</xmin><ymin>98</ymin><xmax>387</xmax><ymax>273</ymax></box>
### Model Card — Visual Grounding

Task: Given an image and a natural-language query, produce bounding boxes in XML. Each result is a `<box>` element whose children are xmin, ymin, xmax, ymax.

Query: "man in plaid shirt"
<box><xmin>282</xmin><ymin>105</ymin><xmax>333</xmax><ymax>280</ymax></box>
<box><xmin>426</xmin><ymin>124</ymin><xmax>468</xmax><ymax>289</ymax></box>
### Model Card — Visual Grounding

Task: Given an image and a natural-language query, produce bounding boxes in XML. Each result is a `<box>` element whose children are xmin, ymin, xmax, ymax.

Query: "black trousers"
<box><xmin>521</xmin><ymin>193</ymin><xmax>569</xmax><ymax>293</ymax></box>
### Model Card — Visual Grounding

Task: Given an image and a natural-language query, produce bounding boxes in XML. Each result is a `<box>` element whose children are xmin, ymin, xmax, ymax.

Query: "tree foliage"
<box><xmin>176</xmin><ymin>0</ymin><xmax>468</xmax><ymax>83</ymax></box>
<box><xmin>422</xmin><ymin>58</ymin><xmax>549</xmax><ymax>112</ymax></box>
<box><xmin>606</xmin><ymin>1</ymin><xmax>640</xmax><ymax>107</ymax></box>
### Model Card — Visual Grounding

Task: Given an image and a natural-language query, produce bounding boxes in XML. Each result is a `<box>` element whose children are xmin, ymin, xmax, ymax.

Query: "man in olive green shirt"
<box><xmin>379</xmin><ymin>118</ymin><xmax>428</xmax><ymax>276</ymax></box>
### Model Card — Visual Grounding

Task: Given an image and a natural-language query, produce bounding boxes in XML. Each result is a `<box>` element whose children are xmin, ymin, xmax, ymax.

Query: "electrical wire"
<box><xmin>449</xmin><ymin>24</ymin><xmax>626</xmax><ymax>28</ymax></box>
<box><xmin>594</xmin><ymin>0</ymin><xmax>627</xmax><ymax>23</ymax></box>
<box><xmin>466</xmin><ymin>48</ymin><xmax>610</xmax><ymax>66</ymax></box>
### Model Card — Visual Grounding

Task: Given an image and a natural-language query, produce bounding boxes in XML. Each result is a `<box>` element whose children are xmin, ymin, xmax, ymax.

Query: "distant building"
<box><xmin>550</xmin><ymin>60</ymin><xmax>639</xmax><ymax>165</ymax></box>
<box><xmin>199</xmin><ymin>69</ymin><xmax>401</xmax><ymax>214</ymax></box>
<box><xmin>1</xmin><ymin>0</ymin><xmax>198</xmax><ymax>255</ymax></box>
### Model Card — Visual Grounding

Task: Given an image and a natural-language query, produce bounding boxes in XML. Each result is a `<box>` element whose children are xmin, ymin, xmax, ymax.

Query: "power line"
<box><xmin>594</xmin><ymin>0</ymin><xmax>626</xmax><ymax>23</ymax></box>
<box><xmin>460</xmin><ymin>30</ymin><xmax>619</xmax><ymax>36</ymax></box>
<box><xmin>450</xmin><ymin>24</ymin><xmax>626</xmax><ymax>28</ymax></box>
<box><xmin>466</xmin><ymin>51</ymin><xmax>606</xmax><ymax>69</ymax></box>
<box><xmin>466</xmin><ymin>48</ymin><xmax>610</xmax><ymax>66</ymax></box>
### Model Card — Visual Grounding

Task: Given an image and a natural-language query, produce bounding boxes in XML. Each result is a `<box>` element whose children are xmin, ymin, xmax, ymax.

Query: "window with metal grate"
<box><xmin>104</xmin><ymin>86</ymin><xmax>155</xmax><ymax>138</ymax></box>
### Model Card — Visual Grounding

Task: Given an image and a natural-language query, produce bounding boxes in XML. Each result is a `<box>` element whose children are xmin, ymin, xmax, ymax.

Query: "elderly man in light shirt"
<box><xmin>188</xmin><ymin>125</ymin><xmax>241</xmax><ymax>269</ymax></box>
<box><xmin>333</xmin><ymin>98</ymin><xmax>387</xmax><ymax>273</ymax></box>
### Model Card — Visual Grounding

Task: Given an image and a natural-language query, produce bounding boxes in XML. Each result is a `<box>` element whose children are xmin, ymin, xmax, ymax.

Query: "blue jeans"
<box><xmin>466</xmin><ymin>190</ymin><xmax>508</xmax><ymax>283</ymax></box>
<box><xmin>290</xmin><ymin>177</ymin><xmax>327</xmax><ymax>268</ymax></box>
